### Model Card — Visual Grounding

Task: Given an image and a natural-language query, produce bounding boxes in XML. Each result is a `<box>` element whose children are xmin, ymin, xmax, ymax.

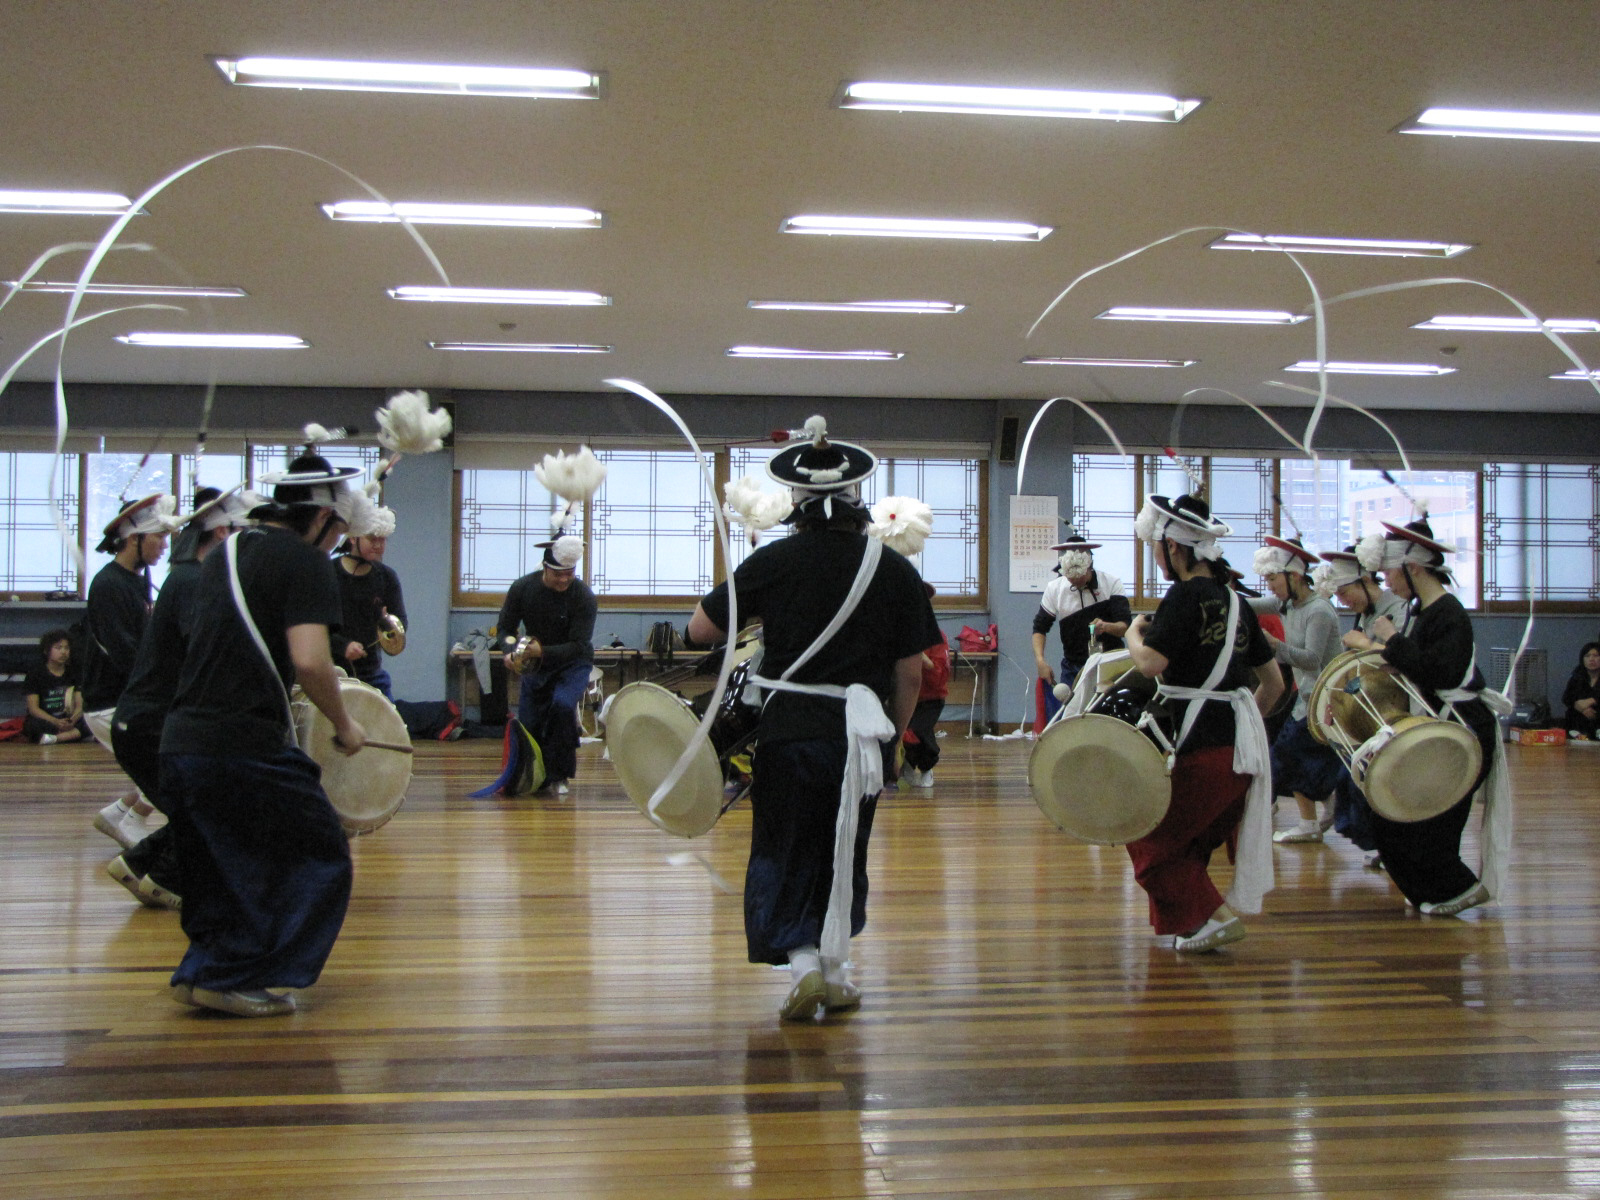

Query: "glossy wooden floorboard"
<box><xmin>3</xmin><ymin>733</ymin><xmax>1600</xmax><ymax>1198</ymax></box>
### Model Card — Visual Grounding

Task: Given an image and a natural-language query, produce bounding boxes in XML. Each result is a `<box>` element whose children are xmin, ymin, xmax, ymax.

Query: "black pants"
<box><xmin>110</xmin><ymin>723</ymin><xmax>182</xmax><ymax>890</ymax></box>
<box><xmin>901</xmin><ymin>699</ymin><xmax>944</xmax><ymax>772</ymax></box>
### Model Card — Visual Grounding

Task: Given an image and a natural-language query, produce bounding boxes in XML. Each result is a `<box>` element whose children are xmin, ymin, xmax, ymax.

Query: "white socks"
<box><xmin>787</xmin><ymin>946</ymin><xmax>821</xmax><ymax>980</ymax></box>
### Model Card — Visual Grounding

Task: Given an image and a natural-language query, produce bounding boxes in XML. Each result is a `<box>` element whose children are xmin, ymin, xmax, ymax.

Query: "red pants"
<box><xmin>1125</xmin><ymin>746</ymin><xmax>1251</xmax><ymax>935</ymax></box>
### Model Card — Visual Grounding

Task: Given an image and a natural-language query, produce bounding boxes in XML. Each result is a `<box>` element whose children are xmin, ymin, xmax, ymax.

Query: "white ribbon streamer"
<box><xmin>0</xmin><ymin>241</ymin><xmax>152</xmax><ymax>318</ymax></box>
<box><xmin>1015</xmin><ymin>394</ymin><xmax>1128</xmax><ymax>495</ymax></box>
<box><xmin>604</xmin><ymin>378</ymin><xmax>740</xmax><ymax>819</ymax></box>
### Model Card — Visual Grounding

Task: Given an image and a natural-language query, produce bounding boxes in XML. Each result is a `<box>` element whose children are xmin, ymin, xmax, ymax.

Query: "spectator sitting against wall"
<box><xmin>24</xmin><ymin>630</ymin><xmax>90</xmax><ymax>744</ymax></box>
<box><xmin>1562</xmin><ymin>641</ymin><xmax>1600</xmax><ymax>741</ymax></box>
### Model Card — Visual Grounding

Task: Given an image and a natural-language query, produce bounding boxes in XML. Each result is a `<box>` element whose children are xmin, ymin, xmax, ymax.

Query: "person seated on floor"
<box><xmin>24</xmin><ymin>630</ymin><xmax>89</xmax><ymax>744</ymax></box>
<box><xmin>1562</xmin><ymin>642</ymin><xmax>1600</xmax><ymax>740</ymax></box>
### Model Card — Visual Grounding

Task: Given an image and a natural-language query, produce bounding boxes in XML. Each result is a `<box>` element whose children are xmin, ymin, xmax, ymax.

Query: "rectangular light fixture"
<box><xmin>1411</xmin><ymin>314</ymin><xmax>1600</xmax><ymax>333</ymax></box>
<box><xmin>1284</xmin><ymin>361</ymin><xmax>1455</xmax><ymax>376</ymax></box>
<box><xmin>0</xmin><ymin>189</ymin><xmax>134</xmax><ymax>215</ymax></box>
<box><xmin>212</xmin><ymin>56</ymin><xmax>601</xmax><ymax>99</ymax></box>
<box><xmin>1398</xmin><ymin>106</ymin><xmax>1600</xmax><ymax>143</ymax></box>
<box><xmin>389</xmin><ymin>286</ymin><xmax>610</xmax><ymax>306</ymax></box>
<box><xmin>1209</xmin><ymin>233</ymin><xmax>1473</xmax><ymax>258</ymax></box>
<box><xmin>430</xmin><ymin>341</ymin><xmax>613</xmax><ymax>353</ymax></box>
<box><xmin>1023</xmin><ymin>355</ymin><xmax>1197</xmax><ymax>368</ymax></box>
<box><xmin>1097</xmin><ymin>306</ymin><xmax>1307</xmax><ymax>325</ymax></box>
<box><xmin>747</xmin><ymin>299</ymin><xmax>964</xmax><ymax>314</ymax></box>
<box><xmin>323</xmin><ymin>200</ymin><xmax>603</xmax><ymax>229</ymax></box>
<box><xmin>726</xmin><ymin>346</ymin><xmax>902</xmax><ymax>361</ymax></box>
<box><xmin>6</xmin><ymin>281</ymin><xmax>246</xmax><ymax>298</ymax></box>
<box><xmin>837</xmin><ymin>81</ymin><xmax>1202</xmax><ymax>123</ymax></box>
<box><xmin>781</xmin><ymin>214</ymin><xmax>1051</xmax><ymax>242</ymax></box>
<box><xmin>116</xmin><ymin>332</ymin><xmax>308</xmax><ymax>349</ymax></box>
<box><xmin>1549</xmin><ymin>369</ymin><xmax>1600</xmax><ymax>380</ymax></box>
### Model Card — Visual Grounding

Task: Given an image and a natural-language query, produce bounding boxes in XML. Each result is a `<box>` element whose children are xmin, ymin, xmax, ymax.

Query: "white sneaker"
<box><xmin>913</xmin><ymin>769</ymin><xmax>934</xmax><ymax>789</ymax></box>
<box><xmin>39</xmin><ymin>733</ymin><xmax>58</xmax><ymax>745</ymax></box>
<box><xmin>94</xmin><ymin>801</ymin><xmax>137</xmax><ymax>849</ymax></box>
<box><xmin>555</xmin><ymin>781</ymin><xmax>570</xmax><ymax>797</ymax></box>
<box><xmin>1272</xmin><ymin>826</ymin><xmax>1322</xmax><ymax>844</ymax></box>
<box><xmin>900</xmin><ymin>768</ymin><xmax>920</xmax><ymax>787</ymax></box>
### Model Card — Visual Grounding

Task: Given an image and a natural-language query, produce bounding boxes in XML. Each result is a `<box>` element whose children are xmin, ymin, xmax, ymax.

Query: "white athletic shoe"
<box><xmin>913</xmin><ymin>769</ymin><xmax>934</xmax><ymax>789</ymax></box>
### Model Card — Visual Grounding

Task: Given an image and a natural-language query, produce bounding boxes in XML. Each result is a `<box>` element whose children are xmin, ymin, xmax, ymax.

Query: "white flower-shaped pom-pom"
<box><xmin>723</xmin><ymin>475</ymin><xmax>793</xmax><ymax>532</ymax></box>
<box><xmin>868</xmin><ymin>495</ymin><xmax>934</xmax><ymax>556</ymax></box>
<box><xmin>375</xmin><ymin>389</ymin><xmax>453</xmax><ymax>455</ymax></box>
<box><xmin>304</xmin><ymin>422</ymin><xmax>339</xmax><ymax>444</ymax></box>
<box><xmin>536</xmin><ymin>445</ymin><xmax>608</xmax><ymax>503</ymax></box>
<box><xmin>1252</xmin><ymin>546</ymin><xmax>1293</xmax><ymax>577</ymax></box>
<box><xmin>336</xmin><ymin>488</ymin><xmax>388</xmax><ymax>538</ymax></box>
<box><xmin>802</xmin><ymin>415</ymin><xmax>828</xmax><ymax>445</ymax></box>
<box><xmin>550</xmin><ymin>535</ymin><xmax>584</xmax><ymax>569</ymax></box>
<box><xmin>1310</xmin><ymin>561</ymin><xmax>1337</xmax><ymax>598</ymax></box>
<box><xmin>366</xmin><ymin>505</ymin><xmax>397</xmax><ymax>539</ymax></box>
<box><xmin>1133</xmin><ymin>498</ymin><xmax>1160</xmax><ymax>543</ymax></box>
<box><xmin>1355</xmin><ymin>532</ymin><xmax>1386</xmax><ymax>573</ymax></box>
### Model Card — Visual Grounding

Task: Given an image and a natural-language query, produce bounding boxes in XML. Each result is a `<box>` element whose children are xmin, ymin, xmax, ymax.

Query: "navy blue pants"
<box><xmin>160</xmin><ymin>747</ymin><xmax>352</xmax><ymax>991</ymax></box>
<box><xmin>516</xmin><ymin>660</ymin><xmax>590</xmax><ymax>782</ymax></box>
<box><xmin>1270</xmin><ymin>715</ymin><xmax>1343</xmax><ymax>800</ymax></box>
<box><xmin>745</xmin><ymin>737</ymin><xmax>879</xmax><ymax>965</ymax></box>
<box><xmin>110</xmin><ymin>723</ymin><xmax>182</xmax><ymax>890</ymax></box>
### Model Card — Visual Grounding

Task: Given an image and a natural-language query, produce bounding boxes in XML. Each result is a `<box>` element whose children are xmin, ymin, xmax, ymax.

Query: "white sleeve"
<box><xmin>1038</xmin><ymin>577</ymin><xmax>1066</xmax><ymax>618</ymax></box>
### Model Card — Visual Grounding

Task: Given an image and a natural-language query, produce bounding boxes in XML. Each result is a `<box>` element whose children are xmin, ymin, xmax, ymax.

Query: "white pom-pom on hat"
<box><xmin>536</xmin><ymin>446</ymin><xmax>608</xmax><ymax>503</ymax></box>
<box><xmin>550</xmin><ymin>534</ymin><xmax>584</xmax><ymax>569</ymax></box>
<box><xmin>867</xmin><ymin>496</ymin><xmax>933</xmax><ymax>556</ymax></box>
<box><xmin>375</xmin><ymin>389</ymin><xmax>453</xmax><ymax>455</ymax></box>
<box><xmin>724</xmin><ymin>474</ymin><xmax>793</xmax><ymax>533</ymax></box>
<box><xmin>802</xmin><ymin>415</ymin><xmax>828</xmax><ymax>445</ymax></box>
<box><xmin>1310</xmin><ymin>561</ymin><xmax>1338</xmax><ymax>598</ymax></box>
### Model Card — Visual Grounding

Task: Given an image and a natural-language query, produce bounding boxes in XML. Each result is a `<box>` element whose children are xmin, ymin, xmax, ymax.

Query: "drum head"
<box><xmin>297</xmin><ymin>679</ymin><xmax>411</xmax><ymax>835</ymax></box>
<box><xmin>606</xmin><ymin>682</ymin><xmax>723</xmax><ymax>839</ymax></box>
<box><xmin>1362</xmin><ymin>716</ymin><xmax>1484</xmax><ymax>823</ymax></box>
<box><xmin>1308</xmin><ymin>649</ymin><xmax>1406</xmax><ymax>747</ymax></box>
<box><xmin>1028</xmin><ymin>714</ymin><xmax>1170</xmax><ymax>845</ymax></box>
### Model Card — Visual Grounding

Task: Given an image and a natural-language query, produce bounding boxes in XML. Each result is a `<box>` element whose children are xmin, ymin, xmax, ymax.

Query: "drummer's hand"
<box><xmin>1369</xmin><ymin>616</ymin><xmax>1397</xmax><ymax>642</ymax></box>
<box><xmin>344</xmin><ymin>640</ymin><xmax>366</xmax><ymax>661</ymax></box>
<box><xmin>332</xmin><ymin>719</ymin><xmax>366</xmax><ymax>756</ymax></box>
<box><xmin>1036</xmin><ymin>658</ymin><xmax>1056</xmax><ymax>684</ymax></box>
<box><xmin>1342</xmin><ymin>630</ymin><xmax>1372</xmax><ymax>651</ymax></box>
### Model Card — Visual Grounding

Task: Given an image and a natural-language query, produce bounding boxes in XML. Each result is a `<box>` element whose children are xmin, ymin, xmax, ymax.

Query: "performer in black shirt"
<box><xmin>158</xmin><ymin>456</ymin><xmax>368</xmax><ymax>1017</ymax></box>
<box><xmin>690</xmin><ymin>417</ymin><xmax>938</xmax><ymax>1020</ymax></box>
<box><xmin>489</xmin><ymin>536</ymin><xmax>596</xmax><ymax>796</ymax></box>
<box><xmin>84</xmin><ymin>494</ymin><xmax>179</xmax><ymax>850</ymax></box>
<box><xmin>332</xmin><ymin>529</ymin><xmax>406</xmax><ymax>698</ymax></box>
<box><xmin>1344</xmin><ymin>515</ymin><xmax>1508</xmax><ymax>917</ymax></box>
<box><xmin>107</xmin><ymin>487</ymin><xmax>261</xmax><ymax>909</ymax></box>
<box><xmin>1124</xmin><ymin>494</ymin><xmax>1281</xmax><ymax>953</ymax></box>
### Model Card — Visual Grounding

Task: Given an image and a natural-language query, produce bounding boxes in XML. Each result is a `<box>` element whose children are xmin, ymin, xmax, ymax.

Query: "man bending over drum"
<box><xmin>1342</xmin><ymin>515</ymin><xmax>1505</xmax><ymax>917</ymax></box>
<box><xmin>1316</xmin><ymin>546</ymin><xmax>1412</xmax><ymax>866</ymax></box>
<box><xmin>158</xmin><ymin>455</ymin><xmax>367</xmax><ymax>1017</ymax></box>
<box><xmin>1123</xmin><ymin>494</ymin><xmax>1282</xmax><ymax>952</ymax></box>
<box><xmin>496</xmin><ymin>535</ymin><xmax>597</xmax><ymax>797</ymax></box>
<box><xmin>1031</xmin><ymin>532</ymin><xmax>1131</xmax><ymax>727</ymax></box>
<box><xmin>688</xmin><ymin>418</ymin><xmax>938</xmax><ymax>1020</ymax></box>
<box><xmin>1252</xmin><ymin>537</ymin><xmax>1345</xmax><ymax>845</ymax></box>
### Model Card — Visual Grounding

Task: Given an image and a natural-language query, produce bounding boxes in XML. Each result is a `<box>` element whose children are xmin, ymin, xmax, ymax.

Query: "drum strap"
<box><xmin>746</xmin><ymin>535</ymin><xmax>893</xmax><ymax>962</ymax></box>
<box><xmin>225</xmin><ymin>533</ymin><xmax>298</xmax><ymax>745</ymax></box>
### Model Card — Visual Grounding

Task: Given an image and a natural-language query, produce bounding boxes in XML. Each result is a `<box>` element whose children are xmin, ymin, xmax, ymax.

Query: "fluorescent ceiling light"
<box><xmin>323</xmin><ymin>201</ymin><xmax>602</xmax><ymax>228</ymax></box>
<box><xmin>1284</xmin><ymin>361</ymin><xmax>1455</xmax><ymax>376</ymax></box>
<box><xmin>1098</xmin><ymin>306</ymin><xmax>1307</xmax><ymax>325</ymax></box>
<box><xmin>5</xmin><ymin>281</ymin><xmax>246</xmax><ymax>298</ymax></box>
<box><xmin>1412</xmin><ymin>314</ymin><xmax>1600</xmax><ymax>333</ymax></box>
<box><xmin>213</xmin><ymin>56</ymin><xmax>601</xmax><ymax>99</ymax></box>
<box><xmin>726</xmin><ymin>345</ymin><xmax>902</xmax><ymax>361</ymax></box>
<box><xmin>389</xmin><ymin>286</ymin><xmax>610</xmax><ymax>306</ymax></box>
<box><xmin>0</xmin><ymin>189</ymin><xmax>134</xmax><ymax>215</ymax></box>
<box><xmin>1399</xmin><ymin>106</ymin><xmax>1600</xmax><ymax>143</ymax></box>
<box><xmin>1549</xmin><ymin>369</ymin><xmax>1600</xmax><ymax>380</ymax></box>
<box><xmin>747</xmin><ymin>299</ymin><xmax>964</xmax><ymax>314</ymax></box>
<box><xmin>837</xmin><ymin>81</ymin><xmax>1201</xmax><ymax>123</ymax></box>
<box><xmin>116</xmin><ymin>332</ymin><xmax>307</xmax><ymax>349</ymax></box>
<box><xmin>782</xmin><ymin>214</ymin><xmax>1051</xmax><ymax>242</ymax></box>
<box><xmin>430</xmin><ymin>341</ymin><xmax>613</xmax><ymax>353</ymax></box>
<box><xmin>1209</xmin><ymin>233</ymin><xmax>1473</xmax><ymax>258</ymax></box>
<box><xmin>1023</xmin><ymin>356</ymin><xmax>1197</xmax><ymax>368</ymax></box>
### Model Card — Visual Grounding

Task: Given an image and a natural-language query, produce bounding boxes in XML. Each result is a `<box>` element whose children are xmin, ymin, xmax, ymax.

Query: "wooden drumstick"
<box><xmin>333</xmin><ymin>737</ymin><xmax>414</xmax><ymax>755</ymax></box>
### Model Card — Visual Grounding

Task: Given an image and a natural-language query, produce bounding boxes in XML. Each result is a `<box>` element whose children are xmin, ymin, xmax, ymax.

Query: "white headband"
<box><xmin>1252</xmin><ymin>546</ymin><xmax>1305</xmax><ymax>577</ymax></box>
<box><xmin>1134</xmin><ymin>498</ymin><xmax>1225</xmax><ymax>562</ymax></box>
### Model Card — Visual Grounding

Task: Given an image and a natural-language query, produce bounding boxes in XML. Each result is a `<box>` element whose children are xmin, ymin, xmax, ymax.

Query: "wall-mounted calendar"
<box><xmin>1009</xmin><ymin>494</ymin><xmax>1059</xmax><ymax>593</ymax></box>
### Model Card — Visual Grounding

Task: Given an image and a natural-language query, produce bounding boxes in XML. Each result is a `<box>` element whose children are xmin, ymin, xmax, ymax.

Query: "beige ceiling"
<box><xmin>3</xmin><ymin>0</ymin><xmax>1599</xmax><ymax>415</ymax></box>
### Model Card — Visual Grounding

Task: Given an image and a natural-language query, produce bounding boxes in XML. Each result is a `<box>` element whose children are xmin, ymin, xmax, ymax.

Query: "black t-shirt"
<box><xmin>24</xmin><ymin>663</ymin><xmax>75</xmax><ymax>718</ymax></box>
<box><xmin>332</xmin><ymin>557</ymin><xmax>408</xmax><ymax>679</ymax></box>
<box><xmin>81</xmin><ymin>560</ymin><xmax>153</xmax><ymax>709</ymax></box>
<box><xmin>161</xmin><ymin>525</ymin><xmax>341</xmax><ymax>758</ymax></box>
<box><xmin>1381</xmin><ymin>592</ymin><xmax>1495</xmax><ymax>748</ymax></box>
<box><xmin>1142</xmin><ymin>574</ymin><xmax>1274</xmax><ymax>754</ymax></box>
<box><xmin>496</xmin><ymin>574</ymin><xmax>596</xmax><ymax>669</ymax></box>
<box><xmin>114</xmin><ymin>559</ymin><xmax>203</xmax><ymax>735</ymax></box>
<box><xmin>699</xmin><ymin>529</ymin><xmax>942</xmax><ymax>744</ymax></box>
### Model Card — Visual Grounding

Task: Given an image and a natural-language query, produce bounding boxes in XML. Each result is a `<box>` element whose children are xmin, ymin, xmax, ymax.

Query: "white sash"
<box><xmin>1434</xmin><ymin>653</ymin><xmax>1513</xmax><ymax>898</ymax></box>
<box><xmin>748</xmin><ymin>536</ymin><xmax>895</xmax><ymax>961</ymax></box>
<box><xmin>225</xmin><ymin>532</ymin><xmax>299</xmax><ymax>746</ymax></box>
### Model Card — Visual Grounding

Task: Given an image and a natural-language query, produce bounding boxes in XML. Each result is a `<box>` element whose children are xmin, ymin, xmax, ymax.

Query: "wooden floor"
<box><xmin>3</xmin><ymin>733</ymin><xmax>1600</xmax><ymax>1199</ymax></box>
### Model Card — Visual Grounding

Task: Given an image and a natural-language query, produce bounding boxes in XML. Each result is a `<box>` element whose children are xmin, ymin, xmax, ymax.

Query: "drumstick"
<box><xmin>333</xmin><ymin>736</ymin><xmax>414</xmax><ymax>755</ymax></box>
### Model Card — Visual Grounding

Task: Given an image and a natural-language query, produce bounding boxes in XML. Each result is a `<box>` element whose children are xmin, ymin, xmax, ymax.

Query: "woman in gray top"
<box><xmin>1251</xmin><ymin>537</ymin><xmax>1345</xmax><ymax>844</ymax></box>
